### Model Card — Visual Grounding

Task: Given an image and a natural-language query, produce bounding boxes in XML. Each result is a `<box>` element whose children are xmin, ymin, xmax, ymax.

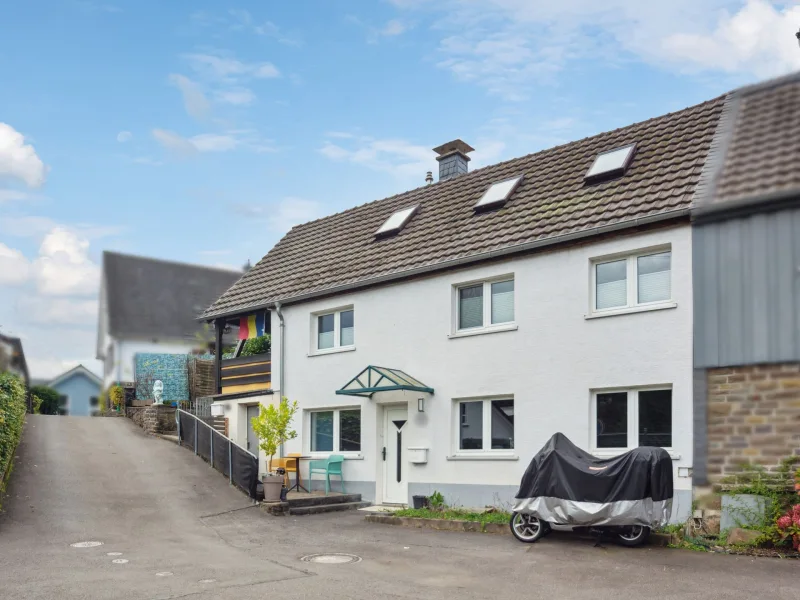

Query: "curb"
<box><xmin>364</xmin><ymin>514</ymin><xmax>510</xmax><ymax>535</ymax></box>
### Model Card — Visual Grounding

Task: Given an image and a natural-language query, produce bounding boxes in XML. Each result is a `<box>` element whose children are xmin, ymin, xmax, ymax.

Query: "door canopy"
<box><xmin>335</xmin><ymin>366</ymin><xmax>434</xmax><ymax>398</ymax></box>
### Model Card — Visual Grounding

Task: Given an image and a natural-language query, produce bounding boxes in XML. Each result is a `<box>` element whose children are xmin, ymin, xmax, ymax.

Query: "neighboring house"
<box><xmin>0</xmin><ymin>332</ymin><xmax>29</xmax><ymax>386</ymax></box>
<box><xmin>96</xmin><ymin>251</ymin><xmax>243</xmax><ymax>391</ymax></box>
<box><xmin>44</xmin><ymin>365</ymin><xmax>102</xmax><ymax>417</ymax></box>
<box><xmin>201</xmin><ymin>89</ymin><xmax>736</xmax><ymax>522</ymax></box>
<box><xmin>692</xmin><ymin>73</ymin><xmax>800</xmax><ymax>485</ymax></box>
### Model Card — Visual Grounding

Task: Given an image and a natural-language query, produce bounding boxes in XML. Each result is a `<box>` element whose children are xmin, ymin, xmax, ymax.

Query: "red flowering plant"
<box><xmin>774</xmin><ymin>467</ymin><xmax>800</xmax><ymax>550</ymax></box>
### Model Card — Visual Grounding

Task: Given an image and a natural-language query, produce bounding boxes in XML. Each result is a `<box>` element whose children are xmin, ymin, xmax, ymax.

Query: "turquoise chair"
<box><xmin>308</xmin><ymin>454</ymin><xmax>345</xmax><ymax>495</ymax></box>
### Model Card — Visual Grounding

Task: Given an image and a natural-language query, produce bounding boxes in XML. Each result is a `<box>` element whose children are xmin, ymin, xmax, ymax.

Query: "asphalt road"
<box><xmin>0</xmin><ymin>415</ymin><xmax>796</xmax><ymax>600</ymax></box>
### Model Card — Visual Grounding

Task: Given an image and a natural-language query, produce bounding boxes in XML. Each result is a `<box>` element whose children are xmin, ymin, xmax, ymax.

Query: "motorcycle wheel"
<box><xmin>616</xmin><ymin>525</ymin><xmax>650</xmax><ymax>547</ymax></box>
<box><xmin>510</xmin><ymin>512</ymin><xmax>549</xmax><ymax>543</ymax></box>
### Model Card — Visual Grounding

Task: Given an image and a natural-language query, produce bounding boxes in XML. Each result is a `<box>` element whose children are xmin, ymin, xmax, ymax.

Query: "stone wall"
<box><xmin>707</xmin><ymin>362</ymin><xmax>800</xmax><ymax>480</ymax></box>
<box><xmin>127</xmin><ymin>405</ymin><xmax>176</xmax><ymax>434</ymax></box>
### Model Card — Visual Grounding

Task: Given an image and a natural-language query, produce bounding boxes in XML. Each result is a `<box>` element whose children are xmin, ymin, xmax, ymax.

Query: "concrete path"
<box><xmin>0</xmin><ymin>415</ymin><xmax>796</xmax><ymax>600</ymax></box>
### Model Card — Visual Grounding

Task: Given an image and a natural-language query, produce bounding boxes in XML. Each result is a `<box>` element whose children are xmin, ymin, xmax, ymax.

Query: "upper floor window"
<box><xmin>314</xmin><ymin>307</ymin><xmax>354</xmax><ymax>352</ymax></box>
<box><xmin>592</xmin><ymin>387</ymin><xmax>672</xmax><ymax>451</ymax></box>
<box><xmin>456</xmin><ymin>277</ymin><xmax>515</xmax><ymax>332</ymax></box>
<box><xmin>593</xmin><ymin>249</ymin><xmax>671</xmax><ymax>312</ymax></box>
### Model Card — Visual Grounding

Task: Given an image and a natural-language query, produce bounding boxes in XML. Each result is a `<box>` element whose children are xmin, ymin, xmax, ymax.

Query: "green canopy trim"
<box><xmin>335</xmin><ymin>366</ymin><xmax>434</xmax><ymax>398</ymax></box>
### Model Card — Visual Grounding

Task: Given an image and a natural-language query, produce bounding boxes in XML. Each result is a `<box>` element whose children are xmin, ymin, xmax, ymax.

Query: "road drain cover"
<box><xmin>300</xmin><ymin>553</ymin><xmax>361</xmax><ymax>564</ymax></box>
<box><xmin>71</xmin><ymin>541</ymin><xmax>103</xmax><ymax>548</ymax></box>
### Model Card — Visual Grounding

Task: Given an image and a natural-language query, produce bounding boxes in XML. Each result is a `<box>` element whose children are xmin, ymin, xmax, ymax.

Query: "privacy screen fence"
<box><xmin>177</xmin><ymin>409</ymin><xmax>258</xmax><ymax>499</ymax></box>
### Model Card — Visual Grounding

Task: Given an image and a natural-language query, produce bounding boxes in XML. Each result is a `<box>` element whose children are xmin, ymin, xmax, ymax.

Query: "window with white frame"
<box><xmin>592</xmin><ymin>387</ymin><xmax>672</xmax><ymax>450</ymax></box>
<box><xmin>455</xmin><ymin>398</ymin><xmax>515</xmax><ymax>452</ymax></box>
<box><xmin>456</xmin><ymin>277</ymin><xmax>515</xmax><ymax>331</ymax></box>
<box><xmin>593</xmin><ymin>249</ymin><xmax>671</xmax><ymax>311</ymax></box>
<box><xmin>309</xmin><ymin>407</ymin><xmax>361</xmax><ymax>452</ymax></box>
<box><xmin>314</xmin><ymin>307</ymin><xmax>354</xmax><ymax>351</ymax></box>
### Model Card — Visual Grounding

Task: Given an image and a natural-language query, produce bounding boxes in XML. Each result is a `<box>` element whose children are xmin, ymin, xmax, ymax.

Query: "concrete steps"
<box><xmin>285</xmin><ymin>493</ymin><xmax>369</xmax><ymax>516</ymax></box>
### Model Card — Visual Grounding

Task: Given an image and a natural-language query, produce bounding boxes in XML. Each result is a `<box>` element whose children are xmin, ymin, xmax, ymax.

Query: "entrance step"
<box><xmin>288</xmin><ymin>493</ymin><xmax>363</xmax><ymax>508</ymax></box>
<box><xmin>289</xmin><ymin>501</ymin><xmax>371</xmax><ymax>516</ymax></box>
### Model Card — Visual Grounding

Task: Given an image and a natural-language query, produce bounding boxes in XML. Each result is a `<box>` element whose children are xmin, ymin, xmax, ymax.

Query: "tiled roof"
<box><xmin>203</xmin><ymin>95</ymin><xmax>725</xmax><ymax>319</ymax></box>
<box><xmin>103</xmin><ymin>251</ymin><xmax>243</xmax><ymax>339</ymax></box>
<box><xmin>695</xmin><ymin>72</ymin><xmax>800</xmax><ymax>212</ymax></box>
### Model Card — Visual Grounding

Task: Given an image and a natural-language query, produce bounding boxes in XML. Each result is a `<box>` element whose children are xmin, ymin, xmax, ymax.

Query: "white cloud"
<box><xmin>116</xmin><ymin>130</ymin><xmax>132</xmax><ymax>143</ymax></box>
<box><xmin>33</xmin><ymin>227</ymin><xmax>100</xmax><ymax>296</ymax></box>
<box><xmin>24</xmin><ymin>297</ymin><xmax>99</xmax><ymax>325</ymax></box>
<box><xmin>183</xmin><ymin>52</ymin><xmax>281</xmax><ymax>81</ymax></box>
<box><xmin>232</xmin><ymin>197</ymin><xmax>324</xmax><ymax>232</ymax></box>
<box><xmin>228</xmin><ymin>9</ymin><xmax>303</xmax><ymax>45</ymax></box>
<box><xmin>0</xmin><ymin>189</ymin><xmax>30</xmax><ymax>203</ymax></box>
<box><xmin>0</xmin><ymin>216</ymin><xmax>122</xmax><ymax>240</ymax></box>
<box><xmin>168</xmin><ymin>73</ymin><xmax>211</xmax><ymax>120</ymax></box>
<box><xmin>0</xmin><ymin>242</ymin><xmax>30</xmax><ymax>285</ymax></box>
<box><xmin>393</xmin><ymin>0</ymin><xmax>800</xmax><ymax>99</ymax></box>
<box><xmin>152</xmin><ymin>129</ymin><xmax>239</xmax><ymax>154</ymax></box>
<box><xmin>381</xmin><ymin>19</ymin><xmax>408</xmax><ymax>36</ymax></box>
<box><xmin>0</xmin><ymin>123</ymin><xmax>47</xmax><ymax>188</ymax></box>
<box><xmin>215</xmin><ymin>87</ymin><xmax>256</xmax><ymax>105</ymax></box>
<box><xmin>660</xmin><ymin>0</ymin><xmax>800</xmax><ymax>77</ymax></box>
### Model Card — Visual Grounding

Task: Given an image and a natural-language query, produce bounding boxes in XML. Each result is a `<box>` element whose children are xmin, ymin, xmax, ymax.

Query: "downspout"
<box><xmin>273</xmin><ymin>302</ymin><xmax>286</xmax><ymax>457</ymax></box>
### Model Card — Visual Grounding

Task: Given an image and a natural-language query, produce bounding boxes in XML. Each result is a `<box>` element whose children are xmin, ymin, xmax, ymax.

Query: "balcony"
<box><xmin>220</xmin><ymin>353</ymin><xmax>271</xmax><ymax>396</ymax></box>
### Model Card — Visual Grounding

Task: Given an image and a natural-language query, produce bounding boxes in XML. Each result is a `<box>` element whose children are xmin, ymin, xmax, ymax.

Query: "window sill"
<box><xmin>592</xmin><ymin>450</ymin><xmax>681</xmax><ymax>461</ymax></box>
<box><xmin>448</xmin><ymin>324</ymin><xmax>518</xmax><ymax>339</ymax></box>
<box><xmin>585</xmin><ymin>302</ymin><xmax>677</xmax><ymax>320</ymax></box>
<box><xmin>446</xmin><ymin>453</ymin><xmax>519</xmax><ymax>461</ymax></box>
<box><xmin>307</xmin><ymin>346</ymin><xmax>356</xmax><ymax>358</ymax></box>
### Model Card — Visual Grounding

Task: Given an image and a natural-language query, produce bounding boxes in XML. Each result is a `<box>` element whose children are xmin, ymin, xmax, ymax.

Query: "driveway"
<box><xmin>0</xmin><ymin>415</ymin><xmax>796</xmax><ymax>600</ymax></box>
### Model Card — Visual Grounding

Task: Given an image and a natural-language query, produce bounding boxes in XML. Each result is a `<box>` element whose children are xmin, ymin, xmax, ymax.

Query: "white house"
<box><xmin>202</xmin><ymin>94</ymin><xmax>727</xmax><ymax>522</ymax></box>
<box><xmin>96</xmin><ymin>251</ymin><xmax>243</xmax><ymax>390</ymax></box>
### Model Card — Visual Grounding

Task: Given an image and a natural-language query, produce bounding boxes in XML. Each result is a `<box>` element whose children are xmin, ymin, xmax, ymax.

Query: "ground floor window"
<box><xmin>309</xmin><ymin>407</ymin><xmax>361</xmax><ymax>452</ymax></box>
<box><xmin>456</xmin><ymin>397</ymin><xmax>514</xmax><ymax>451</ymax></box>
<box><xmin>593</xmin><ymin>387</ymin><xmax>672</xmax><ymax>450</ymax></box>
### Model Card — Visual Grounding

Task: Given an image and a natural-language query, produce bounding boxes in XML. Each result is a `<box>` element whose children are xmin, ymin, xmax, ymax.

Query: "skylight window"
<box><xmin>474</xmin><ymin>175</ymin><xmax>523</xmax><ymax>211</ymax></box>
<box><xmin>375</xmin><ymin>205</ymin><xmax>419</xmax><ymax>237</ymax></box>
<box><xmin>584</xmin><ymin>143</ymin><xmax>637</xmax><ymax>182</ymax></box>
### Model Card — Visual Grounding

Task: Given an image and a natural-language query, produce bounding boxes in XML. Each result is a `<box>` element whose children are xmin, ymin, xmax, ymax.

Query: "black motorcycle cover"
<box><xmin>512</xmin><ymin>433</ymin><xmax>674</xmax><ymax>527</ymax></box>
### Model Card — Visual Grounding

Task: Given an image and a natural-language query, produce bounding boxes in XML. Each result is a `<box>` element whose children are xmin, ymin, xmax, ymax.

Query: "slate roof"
<box><xmin>103</xmin><ymin>252</ymin><xmax>243</xmax><ymax>339</ymax></box>
<box><xmin>694</xmin><ymin>71</ymin><xmax>800</xmax><ymax>214</ymax></box>
<box><xmin>203</xmin><ymin>95</ymin><xmax>725</xmax><ymax>319</ymax></box>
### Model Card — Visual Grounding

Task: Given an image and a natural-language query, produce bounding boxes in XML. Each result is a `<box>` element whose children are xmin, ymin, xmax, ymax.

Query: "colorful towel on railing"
<box><xmin>238</xmin><ymin>312</ymin><xmax>266</xmax><ymax>340</ymax></box>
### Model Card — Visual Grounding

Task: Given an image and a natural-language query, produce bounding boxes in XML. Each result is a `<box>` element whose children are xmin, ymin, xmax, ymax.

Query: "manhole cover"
<box><xmin>70</xmin><ymin>541</ymin><xmax>103</xmax><ymax>548</ymax></box>
<box><xmin>300</xmin><ymin>553</ymin><xmax>361</xmax><ymax>564</ymax></box>
<box><xmin>112</xmin><ymin>559</ymin><xmax>129</xmax><ymax>564</ymax></box>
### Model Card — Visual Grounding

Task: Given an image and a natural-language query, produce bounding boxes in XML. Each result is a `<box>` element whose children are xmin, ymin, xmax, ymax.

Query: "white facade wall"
<box><xmin>271</xmin><ymin>224</ymin><xmax>693</xmax><ymax>519</ymax></box>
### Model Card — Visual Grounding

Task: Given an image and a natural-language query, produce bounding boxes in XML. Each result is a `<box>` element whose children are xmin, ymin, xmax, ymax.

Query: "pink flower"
<box><xmin>777</xmin><ymin>515</ymin><xmax>792</xmax><ymax>530</ymax></box>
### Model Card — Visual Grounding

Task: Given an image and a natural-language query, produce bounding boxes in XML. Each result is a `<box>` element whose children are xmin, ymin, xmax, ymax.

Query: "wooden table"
<box><xmin>287</xmin><ymin>455</ymin><xmax>311</xmax><ymax>493</ymax></box>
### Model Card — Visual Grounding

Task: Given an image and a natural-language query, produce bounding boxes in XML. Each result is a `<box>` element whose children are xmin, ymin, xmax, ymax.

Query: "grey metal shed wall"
<box><xmin>693</xmin><ymin>206</ymin><xmax>800</xmax><ymax>369</ymax></box>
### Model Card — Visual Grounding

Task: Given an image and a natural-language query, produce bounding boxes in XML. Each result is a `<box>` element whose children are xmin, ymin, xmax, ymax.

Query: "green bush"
<box><xmin>30</xmin><ymin>394</ymin><xmax>42</xmax><ymax>414</ymax></box>
<box><xmin>0</xmin><ymin>372</ymin><xmax>27</xmax><ymax>486</ymax></box>
<box><xmin>30</xmin><ymin>385</ymin><xmax>63</xmax><ymax>415</ymax></box>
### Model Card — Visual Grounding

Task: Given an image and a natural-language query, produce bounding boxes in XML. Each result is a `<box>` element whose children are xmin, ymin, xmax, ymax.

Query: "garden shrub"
<box><xmin>109</xmin><ymin>385</ymin><xmax>124</xmax><ymax>410</ymax></box>
<box><xmin>0</xmin><ymin>372</ymin><xmax>27</xmax><ymax>486</ymax></box>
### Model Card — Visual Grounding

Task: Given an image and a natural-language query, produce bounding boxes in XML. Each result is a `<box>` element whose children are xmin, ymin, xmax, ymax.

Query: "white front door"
<box><xmin>383</xmin><ymin>406</ymin><xmax>408</xmax><ymax>504</ymax></box>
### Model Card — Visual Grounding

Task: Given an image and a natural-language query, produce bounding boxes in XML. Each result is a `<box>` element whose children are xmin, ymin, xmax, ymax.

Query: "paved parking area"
<box><xmin>0</xmin><ymin>415</ymin><xmax>796</xmax><ymax>600</ymax></box>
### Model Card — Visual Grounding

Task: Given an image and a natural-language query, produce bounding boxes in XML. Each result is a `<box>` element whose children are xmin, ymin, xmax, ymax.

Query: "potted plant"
<box><xmin>251</xmin><ymin>397</ymin><xmax>299</xmax><ymax>502</ymax></box>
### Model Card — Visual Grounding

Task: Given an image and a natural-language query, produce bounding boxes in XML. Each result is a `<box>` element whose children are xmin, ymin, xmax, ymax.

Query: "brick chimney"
<box><xmin>433</xmin><ymin>139</ymin><xmax>475</xmax><ymax>181</ymax></box>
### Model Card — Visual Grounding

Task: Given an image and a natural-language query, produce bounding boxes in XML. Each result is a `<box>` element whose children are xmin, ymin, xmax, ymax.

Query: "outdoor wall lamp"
<box><xmin>418</xmin><ymin>397</ymin><xmax>425</xmax><ymax>413</ymax></box>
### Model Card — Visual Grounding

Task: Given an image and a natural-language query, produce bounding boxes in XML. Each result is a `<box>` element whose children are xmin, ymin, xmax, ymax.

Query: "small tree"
<box><xmin>250</xmin><ymin>397</ymin><xmax>298</xmax><ymax>473</ymax></box>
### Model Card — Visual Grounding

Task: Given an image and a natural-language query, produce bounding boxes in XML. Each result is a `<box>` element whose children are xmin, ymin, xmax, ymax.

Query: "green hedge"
<box><xmin>0</xmin><ymin>372</ymin><xmax>27</xmax><ymax>486</ymax></box>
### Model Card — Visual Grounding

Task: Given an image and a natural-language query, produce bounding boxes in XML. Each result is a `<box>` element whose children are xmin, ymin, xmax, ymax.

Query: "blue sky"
<box><xmin>1</xmin><ymin>0</ymin><xmax>799</xmax><ymax>378</ymax></box>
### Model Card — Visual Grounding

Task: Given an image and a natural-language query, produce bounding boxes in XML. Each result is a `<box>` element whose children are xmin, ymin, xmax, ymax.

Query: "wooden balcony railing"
<box><xmin>219</xmin><ymin>353</ymin><xmax>271</xmax><ymax>395</ymax></box>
